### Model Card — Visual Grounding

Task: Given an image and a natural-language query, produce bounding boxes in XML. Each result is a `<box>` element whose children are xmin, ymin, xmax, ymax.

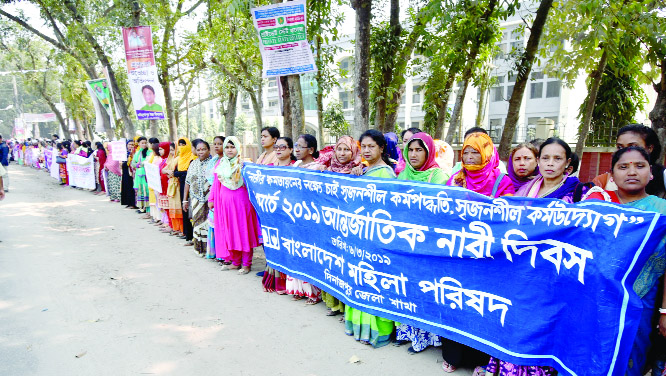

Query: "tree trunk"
<box><xmin>149</xmin><ymin>120</ymin><xmax>159</xmax><ymax>137</ymax></box>
<box><xmin>649</xmin><ymin>60</ymin><xmax>666</xmax><ymax>164</ymax></box>
<box><xmin>374</xmin><ymin>0</ymin><xmax>401</xmax><ymax>133</ymax></box>
<box><xmin>100</xmin><ymin>111</ymin><xmax>114</xmax><ymax>140</ymax></box>
<box><xmin>351</xmin><ymin>0</ymin><xmax>372</xmax><ymax>138</ymax></box>
<box><xmin>384</xmin><ymin>85</ymin><xmax>406</xmax><ymax>131</ymax></box>
<box><xmin>225</xmin><ymin>87</ymin><xmax>238</xmax><ymax>137</ymax></box>
<box><xmin>249</xmin><ymin>92</ymin><xmax>263</xmax><ymax>143</ymax></box>
<box><xmin>316</xmin><ymin>34</ymin><xmax>324</xmax><ymax>143</ymax></box>
<box><xmin>498</xmin><ymin>0</ymin><xmax>554</xmax><ymax>159</ymax></box>
<box><xmin>288</xmin><ymin>75</ymin><xmax>305</xmax><ymax>137</ymax></box>
<box><xmin>280</xmin><ymin>76</ymin><xmax>292</xmax><ymax>139</ymax></box>
<box><xmin>575</xmin><ymin>48</ymin><xmax>609</xmax><ymax>158</ymax></box>
<box><xmin>162</xmin><ymin>79</ymin><xmax>178</xmax><ymax>142</ymax></box>
<box><xmin>446</xmin><ymin>75</ymin><xmax>470</xmax><ymax>144</ymax></box>
<box><xmin>63</xmin><ymin>0</ymin><xmax>136</xmax><ymax>138</ymax></box>
<box><xmin>73</xmin><ymin>118</ymin><xmax>84</xmax><ymax>140</ymax></box>
<box><xmin>433</xmin><ymin>69</ymin><xmax>456</xmax><ymax>139</ymax></box>
<box><xmin>476</xmin><ymin>76</ymin><xmax>488</xmax><ymax>127</ymax></box>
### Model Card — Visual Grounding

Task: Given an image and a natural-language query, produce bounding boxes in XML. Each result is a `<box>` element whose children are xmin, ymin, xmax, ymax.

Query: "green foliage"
<box><xmin>323</xmin><ymin>100</ymin><xmax>349</xmax><ymax>137</ymax></box>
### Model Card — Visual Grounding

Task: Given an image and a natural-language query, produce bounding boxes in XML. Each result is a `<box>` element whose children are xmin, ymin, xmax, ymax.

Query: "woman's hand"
<box><xmin>659</xmin><ymin>315</ymin><xmax>666</xmax><ymax>337</ymax></box>
<box><xmin>209</xmin><ymin>201</ymin><xmax>214</xmax><ymax>210</ymax></box>
<box><xmin>182</xmin><ymin>201</ymin><xmax>189</xmax><ymax>211</ymax></box>
<box><xmin>350</xmin><ymin>165</ymin><xmax>363</xmax><ymax>176</ymax></box>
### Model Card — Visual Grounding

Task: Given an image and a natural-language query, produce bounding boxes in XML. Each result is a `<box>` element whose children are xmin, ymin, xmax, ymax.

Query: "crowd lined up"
<box><xmin>3</xmin><ymin>123</ymin><xmax>666</xmax><ymax>376</ymax></box>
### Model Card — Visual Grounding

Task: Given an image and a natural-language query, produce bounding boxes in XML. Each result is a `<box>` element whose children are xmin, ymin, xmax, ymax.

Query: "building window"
<box><xmin>546</xmin><ymin>81</ymin><xmax>561</xmax><ymax>98</ymax></box>
<box><xmin>339</xmin><ymin>91</ymin><xmax>351</xmax><ymax>109</ymax></box>
<box><xmin>490</xmin><ymin>76</ymin><xmax>504</xmax><ymax>102</ymax></box>
<box><xmin>411</xmin><ymin>121</ymin><xmax>420</xmax><ymax>128</ymax></box>
<box><xmin>531</xmin><ymin>71</ymin><xmax>545</xmax><ymax>80</ymax></box>
<box><xmin>268</xmin><ymin>78</ymin><xmax>277</xmax><ymax>88</ymax></box>
<box><xmin>506</xmin><ymin>85</ymin><xmax>514</xmax><ymax>99</ymax></box>
<box><xmin>530</xmin><ymin>82</ymin><xmax>543</xmax><ymax>99</ymax></box>
<box><xmin>489</xmin><ymin>118</ymin><xmax>503</xmax><ymax>143</ymax></box>
<box><xmin>412</xmin><ymin>85</ymin><xmax>422</xmax><ymax>103</ymax></box>
<box><xmin>268</xmin><ymin>100</ymin><xmax>278</xmax><ymax>108</ymax></box>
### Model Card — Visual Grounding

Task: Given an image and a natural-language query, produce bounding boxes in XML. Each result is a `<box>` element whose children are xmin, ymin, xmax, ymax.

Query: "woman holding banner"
<box><xmin>162</xmin><ymin>142</ymin><xmax>184</xmax><ymax>236</ymax></box>
<box><xmin>582</xmin><ymin>146</ymin><xmax>666</xmax><ymax>376</ymax></box>
<box><xmin>132</xmin><ymin>137</ymin><xmax>152</xmax><ymax>213</ymax></box>
<box><xmin>104</xmin><ymin>143</ymin><xmax>122</xmax><ymax>202</ymax></box>
<box><xmin>58</xmin><ymin>141</ymin><xmax>69</xmax><ymax>186</ymax></box>
<box><xmin>210</xmin><ymin>136</ymin><xmax>262</xmax><ymax>274</ymax></box>
<box><xmin>121</xmin><ymin>139</ymin><xmax>137</xmax><ymax>209</ymax></box>
<box><xmin>442</xmin><ymin>132</ymin><xmax>515</xmax><ymax>375</ymax></box>
<box><xmin>146</xmin><ymin>138</ymin><xmax>162</xmax><ymax>222</ymax></box>
<box><xmin>183</xmin><ymin>141</ymin><xmax>212</xmax><ymax>254</ymax></box>
<box><xmin>156</xmin><ymin>142</ymin><xmax>173</xmax><ymax>233</ymax></box>
<box><xmin>393</xmin><ymin>132</ymin><xmax>448</xmax><ymax>355</ymax></box>
<box><xmin>205</xmin><ymin>136</ymin><xmax>225</xmax><ymax>259</ymax></box>
<box><xmin>345</xmin><ymin>130</ymin><xmax>396</xmax><ymax>348</ymax></box>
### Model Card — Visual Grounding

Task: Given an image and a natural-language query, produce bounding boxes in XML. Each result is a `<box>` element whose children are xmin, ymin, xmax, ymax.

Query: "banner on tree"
<box><xmin>250</xmin><ymin>0</ymin><xmax>316</xmax><ymax>77</ymax></box>
<box><xmin>86</xmin><ymin>78</ymin><xmax>114</xmax><ymax>118</ymax></box>
<box><xmin>121</xmin><ymin>26</ymin><xmax>165</xmax><ymax>120</ymax></box>
<box><xmin>66</xmin><ymin>154</ymin><xmax>95</xmax><ymax>190</ymax></box>
<box><xmin>110</xmin><ymin>139</ymin><xmax>128</xmax><ymax>162</ymax></box>
<box><xmin>144</xmin><ymin>162</ymin><xmax>162</xmax><ymax>194</ymax></box>
<box><xmin>242</xmin><ymin>164</ymin><xmax>666</xmax><ymax>376</ymax></box>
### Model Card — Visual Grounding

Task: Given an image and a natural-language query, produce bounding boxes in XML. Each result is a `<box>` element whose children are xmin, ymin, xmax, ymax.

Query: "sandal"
<box><xmin>221</xmin><ymin>265</ymin><xmax>241</xmax><ymax>271</ymax></box>
<box><xmin>326</xmin><ymin>308</ymin><xmax>341</xmax><ymax>316</ymax></box>
<box><xmin>472</xmin><ymin>366</ymin><xmax>486</xmax><ymax>376</ymax></box>
<box><xmin>305</xmin><ymin>298</ymin><xmax>320</xmax><ymax>305</ymax></box>
<box><xmin>292</xmin><ymin>295</ymin><xmax>304</xmax><ymax>301</ymax></box>
<box><xmin>184</xmin><ymin>241</ymin><xmax>194</xmax><ymax>246</ymax></box>
<box><xmin>238</xmin><ymin>267</ymin><xmax>251</xmax><ymax>275</ymax></box>
<box><xmin>441</xmin><ymin>360</ymin><xmax>456</xmax><ymax>373</ymax></box>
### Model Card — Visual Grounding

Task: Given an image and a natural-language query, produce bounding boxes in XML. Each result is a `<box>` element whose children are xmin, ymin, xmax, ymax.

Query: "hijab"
<box><xmin>448</xmin><ymin>132</ymin><xmax>506</xmax><ymax>196</ymax></box>
<box><xmin>104</xmin><ymin>144</ymin><xmax>122</xmax><ymax>176</ymax></box>
<box><xmin>384</xmin><ymin>132</ymin><xmax>403</xmax><ymax>172</ymax></box>
<box><xmin>507</xmin><ymin>148</ymin><xmax>540</xmax><ymax>191</ymax></box>
<box><xmin>397</xmin><ymin>132</ymin><xmax>447</xmax><ymax>184</ymax></box>
<box><xmin>216</xmin><ymin>136</ymin><xmax>243</xmax><ymax>190</ymax></box>
<box><xmin>177</xmin><ymin>137</ymin><xmax>197</xmax><ymax>171</ymax></box>
<box><xmin>323</xmin><ymin>136</ymin><xmax>361</xmax><ymax>174</ymax></box>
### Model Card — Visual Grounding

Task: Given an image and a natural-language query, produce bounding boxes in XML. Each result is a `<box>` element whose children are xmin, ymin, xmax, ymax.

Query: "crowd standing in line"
<box><xmin>2</xmin><ymin>123</ymin><xmax>666</xmax><ymax>376</ymax></box>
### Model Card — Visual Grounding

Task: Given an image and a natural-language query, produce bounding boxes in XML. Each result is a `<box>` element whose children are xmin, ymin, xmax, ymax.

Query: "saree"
<box><xmin>186</xmin><ymin>156</ymin><xmax>211</xmax><ymax>256</ymax></box>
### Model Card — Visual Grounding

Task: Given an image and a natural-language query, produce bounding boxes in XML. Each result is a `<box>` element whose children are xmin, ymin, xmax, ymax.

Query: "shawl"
<box><xmin>323</xmin><ymin>136</ymin><xmax>361</xmax><ymax>174</ymax></box>
<box><xmin>104</xmin><ymin>144</ymin><xmax>122</xmax><ymax>176</ymax></box>
<box><xmin>257</xmin><ymin>150</ymin><xmax>278</xmax><ymax>165</ymax></box>
<box><xmin>398</xmin><ymin>132</ymin><xmax>447</xmax><ymax>184</ymax></box>
<box><xmin>515</xmin><ymin>174</ymin><xmax>580</xmax><ymax>200</ymax></box>
<box><xmin>158</xmin><ymin>142</ymin><xmax>171</xmax><ymax>193</ymax></box>
<box><xmin>448</xmin><ymin>133</ymin><xmax>510</xmax><ymax>197</ymax></box>
<box><xmin>384</xmin><ymin>132</ymin><xmax>403</xmax><ymax>173</ymax></box>
<box><xmin>216</xmin><ymin>136</ymin><xmax>243</xmax><ymax>190</ymax></box>
<box><xmin>177</xmin><ymin>137</ymin><xmax>197</xmax><ymax>171</ymax></box>
<box><xmin>508</xmin><ymin>149</ymin><xmax>540</xmax><ymax>191</ymax></box>
<box><xmin>186</xmin><ymin>155</ymin><xmax>212</xmax><ymax>201</ymax></box>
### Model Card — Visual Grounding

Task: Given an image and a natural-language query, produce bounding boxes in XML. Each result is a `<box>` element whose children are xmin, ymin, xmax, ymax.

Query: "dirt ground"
<box><xmin>0</xmin><ymin>164</ymin><xmax>474</xmax><ymax>376</ymax></box>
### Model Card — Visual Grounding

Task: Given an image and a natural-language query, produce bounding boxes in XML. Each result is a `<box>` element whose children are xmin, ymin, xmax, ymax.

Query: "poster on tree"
<box><xmin>250</xmin><ymin>0</ymin><xmax>317</xmax><ymax>77</ymax></box>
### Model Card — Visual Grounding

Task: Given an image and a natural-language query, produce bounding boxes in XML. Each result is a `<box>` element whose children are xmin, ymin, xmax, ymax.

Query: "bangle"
<box><xmin>183</xmin><ymin>200</ymin><xmax>189</xmax><ymax>203</ymax></box>
<box><xmin>660</xmin><ymin>308</ymin><xmax>666</xmax><ymax>315</ymax></box>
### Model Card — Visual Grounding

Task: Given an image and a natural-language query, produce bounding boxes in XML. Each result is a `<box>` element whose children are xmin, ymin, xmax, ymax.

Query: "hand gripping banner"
<box><xmin>242</xmin><ymin>164</ymin><xmax>666</xmax><ymax>376</ymax></box>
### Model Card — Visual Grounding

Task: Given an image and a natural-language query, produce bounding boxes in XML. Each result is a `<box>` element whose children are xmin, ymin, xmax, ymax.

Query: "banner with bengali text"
<box><xmin>144</xmin><ymin>162</ymin><xmax>162</xmax><ymax>194</ymax></box>
<box><xmin>242</xmin><ymin>164</ymin><xmax>666</xmax><ymax>376</ymax></box>
<box><xmin>110</xmin><ymin>139</ymin><xmax>128</xmax><ymax>162</ymax></box>
<box><xmin>66</xmin><ymin>154</ymin><xmax>95</xmax><ymax>190</ymax></box>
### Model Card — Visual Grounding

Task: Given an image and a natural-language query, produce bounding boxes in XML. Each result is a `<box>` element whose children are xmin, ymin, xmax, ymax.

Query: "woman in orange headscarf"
<box><xmin>174</xmin><ymin>137</ymin><xmax>198</xmax><ymax>242</ymax></box>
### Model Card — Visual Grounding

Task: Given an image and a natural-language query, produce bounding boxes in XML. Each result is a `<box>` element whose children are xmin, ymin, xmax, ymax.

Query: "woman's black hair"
<box><xmin>616</xmin><ymin>124</ymin><xmax>662</xmax><ymax>164</ymax></box>
<box><xmin>197</xmin><ymin>140</ymin><xmax>210</xmax><ymax>150</ymax></box>
<box><xmin>213</xmin><ymin>136</ymin><xmax>226</xmax><ymax>143</ymax></box>
<box><xmin>74</xmin><ymin>140</ymin><xmax>83</xmax><ymax>147</ymax></box>
<box><xmin>299</xmin><ymin>134</ymin><xmax>319</xmax><ymax>159</ymax></box>
<box><xmin>62</xmin><ymin>141</ymin><xmax>70</xmax><ymax>150</ymax></box>
<box><xmin>611</xmin><ymin>146</ymin><xmax>651</xmax><ymax>171</ymax></box>
<box><xmin>568</xmin><ymin>152</ymin><xmax>580</xmax><ymax>174</ymax></box>
<box><xmin>148</xmin><ymin>137</ymin><xmax>160</xmax><ymax>157</ymax></box>
<box><xmin>137</xmin><ymin>136</ymin><xmax>147</xmax><ymax>143</ymax></box>
<box><xmin>95</xmin><ymin>141</ymin><xmax>106</xmax><ymax>158</ymax></box>
<box><xmin>539</xmin><ymin>137</ymin><xmax>572</xmax><ymax>160</ymax></box>
<box><xmin>178</xmin><ymin>138</ymin><xmax>187</xmax><ymax>146</ymax></box>
<box><xmin>277</xmin><ymin>136</ymin><xmax>296</xmax><ymax>161</ymax></box>
<box><xmin>191</xmin><ymin>138</ymin><xmax>203</xmax><ymax>148</ymax></box>
<box><xmin>261</xmin><ymin>126</ymin><xmax>280</xmax><ymax>139</ymax></box>
<box><xmin>464</xmin><ymin>127</ymin><xmax>488</xmax><ymax>138</ymax></box>
<box><xmin>84</xmin><ymin>141</ymin><xmax>92</xmax><ymax>148</ymax></box>
<box><xmin>56</xmin><ymin>142</ymin><xmax>62</xmax><ymax>150</ymax></box>
<box><xmin>400</xmin><ymin>127</ymin><xmax>422</xmax><ymax>140</ymax></box>
<box><xmin>360</xmin><ymin>129</ymin><xmax>391</xmax><ymax>165</ymax></box>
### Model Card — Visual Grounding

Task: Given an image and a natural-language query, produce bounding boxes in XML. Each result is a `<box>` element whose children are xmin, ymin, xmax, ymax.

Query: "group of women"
<box><xmin>43</xmin><ymin>122</ymin><xmax>666</xmax><ymax>376</ymax></box>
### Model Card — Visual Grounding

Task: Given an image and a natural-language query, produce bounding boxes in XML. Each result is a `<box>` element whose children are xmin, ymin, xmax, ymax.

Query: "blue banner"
<box><xmin>242</xmin><ymin>164</ymin><xmax>666</xmax><ymax>376</ymax></box>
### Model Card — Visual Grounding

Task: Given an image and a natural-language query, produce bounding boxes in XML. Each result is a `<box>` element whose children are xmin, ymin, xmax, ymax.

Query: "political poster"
<box><xmin>250</xmin><ymin>0</ymin><xmax>317</xmax><ymax>77</ymax></box>
<box><xmin>110</xmin><ymin>139</ymin><xmax>128</xmax><ymax>162</ymax></box>
<box><xmin>242</xmin><ymin>164</ymin><xmax>666</xmax><ymax>376</ymax></box>
<box><xmin>144</xmin><ymin>162</ymin><xmax>162</xmax><ymax>194</ymax></box>
<box><xmin>66</xmin><ymin>154</ymin><xmax>95</xmax><ymax>190</ymax></box>
<box><xmin>121</xmin><ymin>26</ymin><xmax>165</xmax><ymax>121</ymax></box>
<box><xmin>86</xmin><ymin>78</ymin><xmax>114</xmax><ymax>118</ymax></box>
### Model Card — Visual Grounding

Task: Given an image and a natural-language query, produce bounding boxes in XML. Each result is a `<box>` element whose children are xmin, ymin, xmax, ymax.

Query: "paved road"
<box><xmin>0</xmin><ymin>164</ymin><xmax>469</xmax><ymax>375</ymax></box>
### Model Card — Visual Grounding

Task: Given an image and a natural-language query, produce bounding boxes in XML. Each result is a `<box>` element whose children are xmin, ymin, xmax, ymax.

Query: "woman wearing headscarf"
<box><xmin>146</xmin><ymin>138</ymin><xmax>163</xmax><ymax>222</ymax></box>
<box><xmin>58</xmin><ymin>141</ymin><xmax>69</xmax><ymax>186</ymax></box>
<box><xmin>443</xmin><ymin>132</ymin><xmax>514</xmax><ymax>375</ymax></box>
<box><xmin>162</xmin><ymin>142</ymin><xmax>184</xmax><ymax>236</ymax></box>
<box><xmin>447</xmin><ymin>132</ymin><xmax>514</xmax><ymax>198</ymax></box>
<box><xmin>94</xmin><ymin>142</ymin><xmax>107</xmax><ymax>195</ymax></box>
<box><xmin>183</xmin><ymin>141</ymin><xmax>212</xmax><ymax>254</ymax></box>
<box><xmin>384</xmin><ymin>132</ymin><xmax>404</xmax><ymax>173</ymax></box>
<box><xmin>174</xmin><ymin>138</ymin><xmax>197</xmax><ymax>242</ymax></box>
<box><xmin>507</xmin><ymin>143</ymin><xmax>539</xmax><ymax>192</ymax></box>
<box><xmin>210</xmin><ymin>136</ymin><xmax>262</xmax><ymax>274</ymax></box>
<box><xmin>393</xmin><ymin>132</ymin><xmax>447</xmax><ymax>354</ymax></box>
<box><xmin>121</xmin><ymin>138</ymin><xmax>137</xmax><ymax>209</ymax></box>
<box><xmin>132</xmin><ymin>137</ymin><xmax>152</xmax><ymax>213</ymax></box>
<box><xmin>104</xmin><ymin>142</ymin><xmax>122</xmax><ymax>202</ymax></box>
<box><xmin>156</xmin><ymin>142</ymin><xmax>173</xmax><ymax>232</ymax></box>
<box><xmin>205</xmin><ymin>136</ymin><xmax>225</xmax><ymax>259</ymax></box>
<box><xmin>318</xmin><ymin>136</ymin><xmax>361</xmax><ymax>316</ymax></box>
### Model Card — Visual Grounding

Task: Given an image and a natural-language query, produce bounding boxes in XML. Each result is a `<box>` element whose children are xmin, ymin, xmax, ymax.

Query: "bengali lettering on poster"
<box><xmin>66</xmin><ymin>154</ymin><xmax>96</xmax><ymax>190</ymax></box>
<box><xmin>110</xmin><ymin>139</ymin><xmax>128</xmax><ymax>162</ymax></box>
<box><xmin>250</xmin><ymin>0</ymin><xmax>316</xmax><ymax>77</ymax></box>
<box><xmin>242</xmin><ymin>163</ymin><xmax>666</xmax><ymax>376</ymax></box>
<box><xmin>121</xmin><ymin>26</ymin><xmax>165</xmax><ymax>120</ymax></box>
